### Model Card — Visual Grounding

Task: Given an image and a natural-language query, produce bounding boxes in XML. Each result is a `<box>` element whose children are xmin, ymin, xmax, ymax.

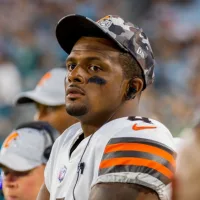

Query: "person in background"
<box><xmin>173</xmin><ymin>137</ymin><xmax>183</xmax><ymax>153</ymax></box>
<box><xmin>5</xmin><ymin>67</ymin><xmax>78</xmax><ymax>200</ymax></box>
<box><xmin>14</xmin><ymin>67</ymin><xmax>78</xmax><ymax>134</ymax></box>
<box><xmin>0</xmin><ymin>121</ymin><xmax>59</xmax><ymax>200</ymax></box>
<box><xmin>172</xmin><ymin>122</ymin><xmax>200</xmax><ymax>200</ymax></box>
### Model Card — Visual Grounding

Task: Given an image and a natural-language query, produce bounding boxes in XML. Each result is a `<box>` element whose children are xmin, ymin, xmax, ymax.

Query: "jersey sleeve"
<box><xmin>93</xmin><ymin>117</ymin><xmax>176</xmax><ymax>200</ymax></box>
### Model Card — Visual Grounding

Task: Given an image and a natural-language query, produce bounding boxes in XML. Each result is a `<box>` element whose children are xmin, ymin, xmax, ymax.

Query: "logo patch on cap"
<box><xmin>3</xmin><ymin>132</ymin><xmax>19</xmax><ymax>148</ymax></box>
<box><xmin>137</xmin><ymin>47</ymin><xmax>145</xmax><ymax>58</ymax></box>
<box><xmin>58</xmin><ymin>166</ymin><xmax>67</xmax><ymax>183</ymax></box>
<box><xmin>37</xmin><ymin>72</ymin><xmax>52</xmax><ymax>86</ymax></box>
<box><xmin>97</xmin><ymin>15</ymin><xmax>112</xmax><ymax>28</ymax></box>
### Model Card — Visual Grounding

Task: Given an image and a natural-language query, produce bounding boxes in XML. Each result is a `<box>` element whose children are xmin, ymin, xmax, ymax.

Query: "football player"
<box><xmin>37</xmin><ymin>14</ymin><xmax>176</xmax><ymax>200</ymax></box>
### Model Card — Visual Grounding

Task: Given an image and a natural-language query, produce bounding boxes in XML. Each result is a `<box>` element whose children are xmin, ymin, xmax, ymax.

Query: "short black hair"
<box><xmin>119</xmin><ymin>52</ymin><xmax>144</xmax><ymax>83</ymax></box>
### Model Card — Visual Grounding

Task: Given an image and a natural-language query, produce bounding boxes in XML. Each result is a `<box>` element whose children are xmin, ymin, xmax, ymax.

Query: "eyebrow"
<box><xmin>66</xmin><ymin>55</ymin><xmax>111</xmax><ymax>63</ymax></box>
<box><xmin>66</xmin><ymin>57</ymin><xmax>76</xmax><ymax>63</ymax></box>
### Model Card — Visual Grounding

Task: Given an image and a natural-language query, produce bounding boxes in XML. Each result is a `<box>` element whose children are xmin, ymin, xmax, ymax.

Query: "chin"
<box><xmin>66</xmin><ymin>103</ymin><xmax>88</xmax><ymax>116</ymax></box>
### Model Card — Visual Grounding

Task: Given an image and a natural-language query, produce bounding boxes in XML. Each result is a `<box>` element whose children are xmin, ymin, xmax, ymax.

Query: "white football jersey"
<box><xmin>45</xmin><ymin>116</ymin><xmax>176</xmax><ymax>200</ymax></box>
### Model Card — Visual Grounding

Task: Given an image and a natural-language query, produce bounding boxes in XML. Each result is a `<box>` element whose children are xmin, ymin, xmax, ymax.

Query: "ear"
<box><xmin>125</xmin><ymin>78</ymin><xmax>144</xmax><ymax>100</ymax></box>
<box><xmin>131</xmin><ymin>77</ymin><xmax>144</xmax><ymax>93</ymax></box>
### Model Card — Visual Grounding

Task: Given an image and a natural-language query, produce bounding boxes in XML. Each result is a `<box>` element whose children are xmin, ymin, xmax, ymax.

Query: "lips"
<box><xmin>66</xmin><ymin>86</ymin><xmax>85</xmax><ymax>98</ymax></box>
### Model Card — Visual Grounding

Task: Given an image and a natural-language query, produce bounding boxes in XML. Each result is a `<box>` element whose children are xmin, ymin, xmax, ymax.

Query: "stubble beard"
<box><xmin>66</xmin><ymin>103</ymin><xmax>88</xmax><ymax>116</ymax></box>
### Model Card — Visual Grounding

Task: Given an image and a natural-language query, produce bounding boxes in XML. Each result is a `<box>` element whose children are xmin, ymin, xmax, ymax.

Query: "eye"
<box><xmin>89</xmin><ymin>65</ymin><xmax>102</xmax><ymax>72</ymax></box>
<box><xmin>15</xmin><ymin>171</ymin><xmax>30</xmax><ymax>177</ymax></box>
<box><xmin>67</xmin><ymin>63</ymin><xmax>76</xmax><ymax>71</ymax></box>
<box><xmin>2</xmin><ymin>170</ymin><xmax>8</xmax><ymax>177</ymax></box>
<box><xmin>2</xmin><ymin>169</ymin><xmax>11</xmax><ymax>177</ymax></box>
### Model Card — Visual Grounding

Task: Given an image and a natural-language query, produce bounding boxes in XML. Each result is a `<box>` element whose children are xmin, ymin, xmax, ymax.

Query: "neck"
<box><xmin>81</xmin><ymin>100</ymin><xmax>139</xmax><ymax>137</ymax></box>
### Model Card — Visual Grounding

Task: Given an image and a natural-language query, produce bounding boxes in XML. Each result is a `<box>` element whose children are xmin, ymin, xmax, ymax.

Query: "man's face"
<box><xmin>2</xmin><ymin>165</ymin><xmax>45</xmax><ymax>200</ymax></box>
<box><xmin>34</xmin><ymin>103</ymin><xmax>78</xmax><ymax>133</ymax></box>
<box><xmin>65</xmin><ymin>37</ymin><xmax>129</xmax><ymax>123</ymax></box>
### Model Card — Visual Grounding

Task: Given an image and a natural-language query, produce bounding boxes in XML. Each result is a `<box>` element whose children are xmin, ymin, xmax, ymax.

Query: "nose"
<box><xmin>67</xmin><ymin>66</ymin><xmax>85</xmax><ymax>84</ymax></box>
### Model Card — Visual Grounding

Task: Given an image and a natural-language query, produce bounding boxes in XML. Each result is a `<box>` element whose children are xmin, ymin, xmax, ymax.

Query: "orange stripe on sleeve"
<box><xmin>99</xmin><ymin>157</ymin><xmax>173</xmax><ymax>179</ymax></box>
<box><xmin>104</xmin><ymin>143</ymin><xmax>175</xmax><ymax>167</ymax></box>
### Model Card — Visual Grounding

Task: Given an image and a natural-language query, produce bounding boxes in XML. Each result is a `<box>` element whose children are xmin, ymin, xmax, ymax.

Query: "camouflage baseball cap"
<box><xmin>56</xmin><ymin>14</ymin><xmax>155</xmax><ymax>89</ymax></box>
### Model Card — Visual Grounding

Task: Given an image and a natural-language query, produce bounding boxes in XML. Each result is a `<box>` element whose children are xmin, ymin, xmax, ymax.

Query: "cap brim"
<box><xmin>0</xmin><ymin>153</ymin><xmax>41</xmax><ymax>172</ymax></box>
<box><xmin>56</xmin><ymin>14</ymin><xmax>123</xmax><ymax>54</ymax></box>
<box><xmin>14</xmin><ymin>90</ymin><xmax>64</xmax><ymax>106</ymax></box>
<box><xmin>14</xmin><ymin>91</ymin><xmax>36</xmax><ymax>105</ymax></box>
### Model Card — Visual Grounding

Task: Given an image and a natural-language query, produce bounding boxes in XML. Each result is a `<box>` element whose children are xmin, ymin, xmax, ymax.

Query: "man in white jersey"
<box><xmin>37</xmin><ymin>14</ymin><xmax>176</xmax><ymax>200</ymax></box>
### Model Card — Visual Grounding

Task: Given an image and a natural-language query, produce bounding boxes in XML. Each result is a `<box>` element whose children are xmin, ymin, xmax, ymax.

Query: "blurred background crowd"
<box><xmin>0</xmin><ymin>0</ymin><xmax>200</xmax><ymax>141</ymax></box>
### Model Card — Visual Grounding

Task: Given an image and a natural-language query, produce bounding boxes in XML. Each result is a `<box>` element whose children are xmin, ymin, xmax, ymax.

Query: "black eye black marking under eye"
<box><xmin>88</xmin><ymin>76</ymin><xmax>107</xmax><ymax>85</ymax></box>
